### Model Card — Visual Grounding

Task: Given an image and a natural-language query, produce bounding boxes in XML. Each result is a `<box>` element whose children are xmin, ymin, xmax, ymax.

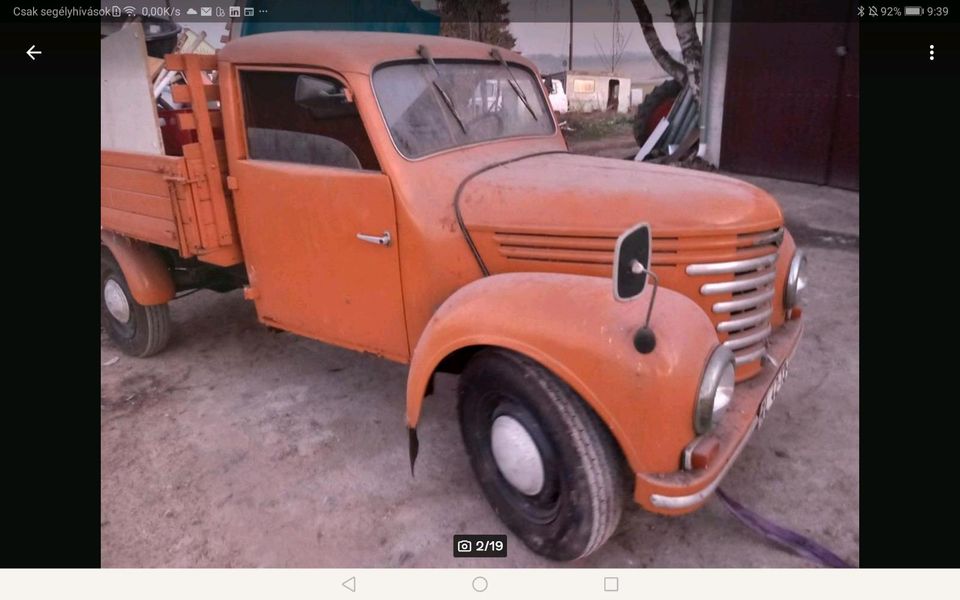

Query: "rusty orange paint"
<box><xmin>100</xmin><ymin>230</ymin><xmax>175</xmax><ymax>305</ymax></box>
<box><xmin>101</xmin><ymin>32</ymin><xmax>806</xmax><ymax>518</ymax></box>
<box><xmin>228</xmin><ymin>159</ymin><xmax>409</xmax><ymax>362</ymax></box>
<box><xmin>218</xmin><ymin>34</ymin><xmax>793</xmax><ymax>380</ymax></box>
<box><xmin>406</xmin><ymin>273</ymin><xmax>718</xmax><ymax>475</ymax></box>
<box><xmin>633</xmin><ymin>319</ymin><xmax>803</xmax><ymax>514</ymax></box>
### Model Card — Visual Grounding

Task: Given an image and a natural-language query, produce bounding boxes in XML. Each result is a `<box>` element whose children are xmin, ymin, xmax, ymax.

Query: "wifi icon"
<box><xmin>123</xmin><ymin>6</ymin><xmax>136</xmax><ymax>16</ymax></box>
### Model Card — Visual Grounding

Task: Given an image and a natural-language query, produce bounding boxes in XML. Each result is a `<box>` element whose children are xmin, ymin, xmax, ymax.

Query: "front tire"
<box><xmin>101</xmin><ymin>248</ymin><xmax>171</xmax><ymax>357</ymax></box>
<box><xmin>458</xmin><ymin>348</ymin><xmax>624</xmax><ymax>561</ymax></box>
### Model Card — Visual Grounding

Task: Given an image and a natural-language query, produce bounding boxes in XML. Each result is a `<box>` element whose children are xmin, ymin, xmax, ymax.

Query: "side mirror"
<box><xmin>295</xmin><ymin>74</ymin><xmax>349</xmax><ymax>109</ymax></box>
<box><xmin>613</xmin><ymin>222</ymin><xmax>651</xmax><ymax>301</ymax></box>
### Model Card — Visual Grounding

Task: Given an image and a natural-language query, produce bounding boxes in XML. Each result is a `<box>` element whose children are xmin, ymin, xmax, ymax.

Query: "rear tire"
<box><xmin>458</xmin><ymin>348</ymin><xmax>624</xmax><ymax>561</ymax></box>
<box><xmin>100</xmin><ymin>248</ymin><xmax>171</xmax><ymax>357</ymax></box>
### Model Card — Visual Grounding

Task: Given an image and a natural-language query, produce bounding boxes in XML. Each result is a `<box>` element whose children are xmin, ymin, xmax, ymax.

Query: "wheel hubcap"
<box><xmin>490</xmin><ymin>415</ymin><xmax>545</xmax><ymax>496</ymax></box>
<box><xmin>104</xmin><ymin>278</ymin><xmax>131</xmax><ymax>323</ymax></box>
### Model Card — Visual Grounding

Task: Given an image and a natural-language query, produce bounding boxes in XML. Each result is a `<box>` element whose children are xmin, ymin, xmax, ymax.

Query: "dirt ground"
<box><xmin>100</xmin><ymin>161</ymin><xmax>859</xmax><ymax>567</ymax></box>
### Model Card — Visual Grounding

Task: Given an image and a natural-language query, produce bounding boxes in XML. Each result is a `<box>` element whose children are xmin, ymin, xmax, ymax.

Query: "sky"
<box><xmin>511</xmin><ymin>21</ymin><xmax>683</xmax><ymax>58</ymax></box>
<box><xmin>423</xmin><ymin>0</ymin><xmax>687</xmax><ymax>56</ymax></box>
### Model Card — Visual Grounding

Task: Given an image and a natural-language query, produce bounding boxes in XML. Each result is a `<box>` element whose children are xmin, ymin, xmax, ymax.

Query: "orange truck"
<box><xmin>100</xmin><ymin>31</ymin><xmax>807</xmax><ymax>561</ymax></box>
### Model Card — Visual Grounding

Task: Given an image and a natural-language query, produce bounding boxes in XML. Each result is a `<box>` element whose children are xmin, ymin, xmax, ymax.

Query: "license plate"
<box><xmin>757</xmin><ymin>359</ymin><xmax>789</xmax><ymax>428</ymax></box>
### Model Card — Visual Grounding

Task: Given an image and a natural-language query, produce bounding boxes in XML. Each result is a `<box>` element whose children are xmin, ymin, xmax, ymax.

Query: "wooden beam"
<box><xmin>171</xmin><ymin>83</ymin><xmax>220</xmax><ymax>104</ymax></box>
<box><xmin>177</xmin><ymin>110</ymin><xmax>224</xmax><ymax>131</ymax></box>
<box><xmin>164</xmin><ymin>53</ymin><xmax>217</xmax><ymax>71</ymax></box>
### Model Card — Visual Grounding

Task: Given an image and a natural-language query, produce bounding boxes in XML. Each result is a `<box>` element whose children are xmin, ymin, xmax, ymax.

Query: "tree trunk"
<box><xmin>667</xmin><ymin>0</ymin><xmax>704</xmax><ymax>101</ymax></box>
<box><xmin>628</xmin><ymin>0</ymin><xmax>687</xmax><ymax>85</ymax></box>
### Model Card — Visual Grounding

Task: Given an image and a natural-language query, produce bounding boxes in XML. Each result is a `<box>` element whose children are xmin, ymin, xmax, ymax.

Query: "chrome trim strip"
<box><xmin>785</xmin><ymin>249</ymin><xmax>806</xmax><ymax>308</ymax></box>
<box><xmin>747</xmin><ymin>228</ymin><xmax>784</xmax><ymax>247</ymax></box>
<box><xmin>682</xmin><ymin>440</ymin><xmax>697</xmax><ymax>471</ymax></box>
<box><xmin>686</xmin><ymin>253</ymin><xmax>778</xmax><ymax>275</ymax></box>
<box><xmin>712</xmin><ymin>289</ymin><xmax>775</xmax><ymax>313</ymax></box>
<box><xmin>723</xmin><ymin>325</ymin><xmax>773</xmax><ymax>351</ymax></box>
<box><xmin>734</xmin><ymin>344</ymin><xmax>767</xmax><ymax>366</ymax></box>
<box><xmin>717</xmin><ymin>307</ymin><xmax>773</xmax><ymax>332</ymax></box>
<box><xmin>650</xmin><ymin>422</ymin><xmax>757</xmax><ymax>509</ymax></box>
<box><xmin>763</xmin><ymin>351</ymin><xmax>781</xmax><ymax>368</ymax></box>
<box><xmin>701</xmin><ymin>271</ymin><xmax>776</xmax><ymax>295</ymax></box>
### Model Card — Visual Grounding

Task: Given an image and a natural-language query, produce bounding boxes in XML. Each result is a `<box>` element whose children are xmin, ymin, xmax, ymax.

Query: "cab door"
<box><xmin>229</xmin><ymin>68</ymin><xmax>408</xmax><ymax>362</ymax></box>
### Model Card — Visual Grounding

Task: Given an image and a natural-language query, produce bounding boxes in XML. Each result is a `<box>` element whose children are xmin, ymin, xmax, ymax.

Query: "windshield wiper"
<box><xmin>490</xmin><ymin>48</ymin><xmax>538</xmax><ymax>121</ymax></box>
<box><xmin>417</xmin><ymin>44</ymin><xmax>468</xmax><ymax>134</ymax></box>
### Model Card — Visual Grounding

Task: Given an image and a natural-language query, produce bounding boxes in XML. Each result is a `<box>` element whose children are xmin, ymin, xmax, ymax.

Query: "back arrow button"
<box><xmin>26</xmin><ymin>45</ymin><xmax>42</xmax><ymax>60</ymax></box>
<box><xmin>342</xmin><ymin>576</ymin><xmax>356</xmax><ymax>592</ymax></box>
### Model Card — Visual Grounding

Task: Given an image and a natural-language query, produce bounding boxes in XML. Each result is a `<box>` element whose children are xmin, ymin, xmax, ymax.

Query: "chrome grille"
<box><xmin>685</xmin><ymin>227</ymin><xmax>782</xmax><ymax>367</ymax></box>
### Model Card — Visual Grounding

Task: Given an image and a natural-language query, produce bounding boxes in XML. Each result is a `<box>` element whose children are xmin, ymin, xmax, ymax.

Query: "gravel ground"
<box><xmin>100</xmin><ymin>164</ymin><xmax>859</xmax><ymax>568</ymax></box>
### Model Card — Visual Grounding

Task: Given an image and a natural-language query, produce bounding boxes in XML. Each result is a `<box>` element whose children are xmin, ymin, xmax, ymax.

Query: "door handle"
<box><xmin>356</xmin><ymin>231</ymin><xmax>392</xmax><ymax>247</ymax></box>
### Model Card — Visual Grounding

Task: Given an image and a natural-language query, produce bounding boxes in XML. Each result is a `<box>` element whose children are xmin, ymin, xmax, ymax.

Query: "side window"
<box><xmin>239</xmin><ymin>70</ymin><xmax>380</xmax><ymax>170</ymax></box>
<box><xmin>573</xmin><ymin>79</ymin><xmax>595</xmax><ymax>94</ymax></box>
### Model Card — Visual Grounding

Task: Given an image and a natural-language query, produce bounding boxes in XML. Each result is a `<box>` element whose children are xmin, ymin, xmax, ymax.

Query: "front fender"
<box><xmin>406</xmin><ymin>272</ymin><xmax>719</xmax><ymax>475</ymax></box>
<box><xmin>101</xmin><ymin>230</ymin><xmax>175</xmax><ymax>306</ymax></box>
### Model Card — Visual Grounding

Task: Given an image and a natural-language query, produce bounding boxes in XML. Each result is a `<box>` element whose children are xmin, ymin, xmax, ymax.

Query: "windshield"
<box><xmin>373</xmin><ymin>60</ymin><xmax>555</xmax><ymax>159</ymax></box>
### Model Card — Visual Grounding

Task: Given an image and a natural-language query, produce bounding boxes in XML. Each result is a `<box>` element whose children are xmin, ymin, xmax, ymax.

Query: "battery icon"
<box><xmin>904</xmin><ymin>6</ymin><xmax>922</xmax><ymax>15</ymax></box>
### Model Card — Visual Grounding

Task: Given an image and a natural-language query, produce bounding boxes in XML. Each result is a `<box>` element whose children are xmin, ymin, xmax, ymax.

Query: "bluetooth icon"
<box><xmin>857</xmin><ymin>5</ymin><xmax>865</xmax><ymax>17</ymax></box>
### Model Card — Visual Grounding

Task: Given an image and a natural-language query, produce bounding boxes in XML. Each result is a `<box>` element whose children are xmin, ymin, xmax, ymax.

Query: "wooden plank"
<box><xmin>177</xmin><ymin>110</ymin><xmax>223</xmax><ymax>131</ymax></box>
<box><xmin>101</xmin><ymin>23</ymin><xmax>164</xmax><ymax>154</ymax></box>
<box><xmin>101</xmin><ymin>207</ymin><xmax>179</xmax><ymax>249</ymax></box>
<box><xmin>182</xmin><ymin>155</ymin><xmax>220</xmax><ymax>250</ymax></box>
<box><xmin>101</xmin><ymin>149</ymin><xmax>182</xmax><ymax>171</ymax></box>
<box><xmin>170</xmin><ymin>173</ymin><xmax>204</xmax><ymax>256</ymax></box>
<box><xmin>183</xmin><ymin>53</ymin><xmax>235</xmax><ymax>246</ymax></box>
<box><xmin>101</xmin><ymin>187</ymin><xmax>175</xmax><ymax>221</ymax></box>
<box><xmin>171</xmin><ymin>83</ymin><xmax>220</xmax><ymax>104</ymax></box>
<box><xmin>197</xmin><ymin>245</ymin><xmax>244</xmax><ymax>267</ymax></box>
<box><xmin>181</xmin><ymin>141</ymin><xmax>227</xmax><ymax>167</ymax></box>
<box><xmin>163</xmin><ymin>53</ymin><xmax>185</xmax><ymax>71</ymax></box>
<box><xmin>147</xmin><ymin>56</ymin><xmax>165</xmax><ymax>81</ymax></box>
<box><xmin>164</xmin><ymin>53</ymin><xmax>217</xmax><ymax>71</ymax></box>
<box><xmin>101</xmin><ymin>164</ymin><xmax>172</xmax><ymax>198</ymax></box>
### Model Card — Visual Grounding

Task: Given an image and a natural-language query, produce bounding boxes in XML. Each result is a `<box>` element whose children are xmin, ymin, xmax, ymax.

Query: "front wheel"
<box><xmin>101</xmin><ymin>248</ymin><xmax>171</xmax><ymax>357</ymax></box>
<box><xmin>457</xmin><ymin>348</ymin><xmax>625</xmax><ymax>561</ymax></box>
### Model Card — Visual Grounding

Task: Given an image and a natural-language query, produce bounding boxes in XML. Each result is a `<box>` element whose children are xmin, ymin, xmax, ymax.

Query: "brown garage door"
<box><xmin>720</xmin><ymin>2</ymin><xmax>859</xmax><ymax>190</ymax></box>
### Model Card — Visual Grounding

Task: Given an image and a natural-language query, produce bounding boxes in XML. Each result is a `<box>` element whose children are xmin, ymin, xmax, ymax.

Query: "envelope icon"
<box><xmin>200</xmin><ymin>7</ymin><xmax>212</xmax><ymax>16</ymax></box>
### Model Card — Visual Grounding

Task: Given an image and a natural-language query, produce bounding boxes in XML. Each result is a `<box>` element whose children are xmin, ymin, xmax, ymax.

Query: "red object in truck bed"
<box><xmin>158</xmin><ymin>108</ymin><xmax>223</xmax><ymax>156</ymax></box>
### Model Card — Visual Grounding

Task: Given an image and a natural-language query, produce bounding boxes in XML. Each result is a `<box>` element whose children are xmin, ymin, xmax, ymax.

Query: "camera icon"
<box><xmin>457</xmin><ymin>540</ymin><xmax>472</xmax><ymax>553</ymax></box>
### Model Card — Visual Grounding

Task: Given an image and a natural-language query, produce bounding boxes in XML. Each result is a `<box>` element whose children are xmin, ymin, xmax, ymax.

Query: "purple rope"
<box><xmin>715</xmin><ymin>487</ymin><xmax>853</xmax><ymax>568</ymax></box>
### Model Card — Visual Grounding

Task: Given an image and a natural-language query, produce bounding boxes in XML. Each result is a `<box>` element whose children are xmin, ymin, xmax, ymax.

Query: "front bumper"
<box><xmin>632</xmin><ymin>318</ymin><xmax>804</xmax><ymax>515</ymax></box>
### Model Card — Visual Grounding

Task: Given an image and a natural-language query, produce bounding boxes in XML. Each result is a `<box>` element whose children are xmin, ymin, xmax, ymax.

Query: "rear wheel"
<box><xmin>457</xmin><ymin>348</ymin><xmax>625</xmax><ymax>561</ymax></box>
<box><xmin>632</xmin><ymin>79</ymin><xmax>682</xmax><ymax>146</ymax></box>
<box><xmin>100</xmin><ymin>248</ymin><xmax>171</xmax><ymax>357</ymax></box>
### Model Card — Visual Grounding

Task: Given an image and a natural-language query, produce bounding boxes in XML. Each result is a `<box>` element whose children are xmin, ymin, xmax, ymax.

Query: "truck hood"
<box><xmin>458</xmin><ymin>153</ymin><xmax>784</xmax><ymax>238</ymax></box>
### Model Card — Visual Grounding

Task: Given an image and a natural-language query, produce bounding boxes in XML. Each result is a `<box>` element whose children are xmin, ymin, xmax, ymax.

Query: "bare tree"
<box><xmin>668</xmin><ymin>0</ymin><xmax>703</xmax><ymax>99</ymax></box>
<box><xmin>628</xmin><ymin>0</ymin><xmax>703</xmax><ymax>101</ymax></box>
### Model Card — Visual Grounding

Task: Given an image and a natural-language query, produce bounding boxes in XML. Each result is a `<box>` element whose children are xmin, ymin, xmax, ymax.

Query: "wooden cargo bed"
<box><xmin>100</xmin><ymin>51</ymin><xmax>242</xmax><ymax>267</ymax></box>
<box><xmin>101</xmin><ymin>150</ymin><xmax>186</xmax><ymax>251</ymax></box>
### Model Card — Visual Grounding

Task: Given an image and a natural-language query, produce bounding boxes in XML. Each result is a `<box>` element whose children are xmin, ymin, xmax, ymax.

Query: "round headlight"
<box><xmin>785</xmin><ymin>250</ymin><xmax>808</xmax><ymax>308</ymax></box>
<box><xmin>695</xmin><ymin>346</ymin><xmax>736</xmax><ymax>434</ymax></box>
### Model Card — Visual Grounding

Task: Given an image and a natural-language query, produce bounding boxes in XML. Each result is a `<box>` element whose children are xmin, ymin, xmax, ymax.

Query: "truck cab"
<box><xmin>100</xmin><ymin>31</ymin><xmax>807</xmax><ymax>561</ymax></box>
